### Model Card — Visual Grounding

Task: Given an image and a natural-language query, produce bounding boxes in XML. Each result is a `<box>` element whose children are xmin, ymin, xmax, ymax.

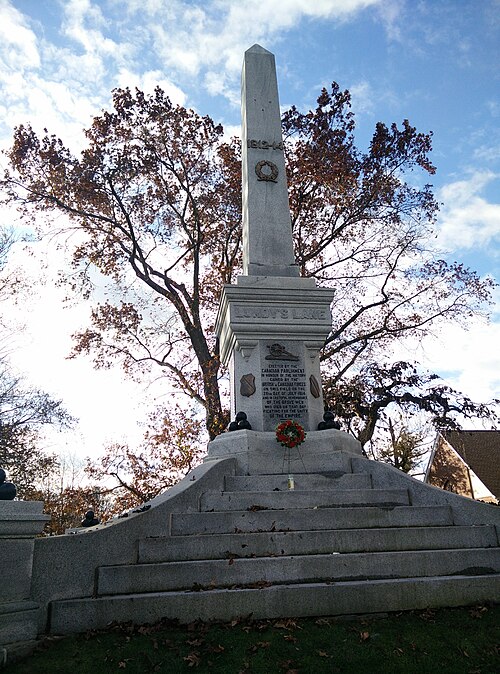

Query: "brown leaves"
<box><xmin>469</xmin><ymin>605</ymin><xmax>489</xmax><ymax>619</ymax></box>
<box><xmin>3</xmin><ymin>77</ymin><xmax>495</xmax><ymax>454</ymax></box>
<box><xmin>280</xmin><ymin>661</ymin><xmax>299</xmax><ymax>674</ymax></box>
<box><xmin>248</xmin><ymin>641</ymin><xmax>271</xmax><ymax>653</ymax></box>
<box><xmin>183</xmin><ymin>651</ymin><xmax>202</xmax><ymax>667</ymax></box>
<box><xmin>274</xmin><ymin>619</ymin><xmax>301</xmax><ymax>630</ymax></box>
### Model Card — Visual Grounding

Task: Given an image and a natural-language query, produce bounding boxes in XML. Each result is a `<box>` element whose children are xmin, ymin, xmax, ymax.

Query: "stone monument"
<box><xmin>207</xmin><ymin>45</ymin><xmax>362</xmax><ymax>471</ymax></box>
<box><xmin>0</xmin><ymin>500</ymin><xmax>49</xmax><ymax>661</ymax></box>
<box><xmin>216</xmin><ymin>45</ymin><xmax>334</xmax><ymax>434</ymax></box>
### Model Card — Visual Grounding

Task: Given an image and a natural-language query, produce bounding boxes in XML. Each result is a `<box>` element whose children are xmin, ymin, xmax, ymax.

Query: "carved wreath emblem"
<box><xmin>255</xmin><ymin>160</ymin><xmax>279</xmax><ymax>182</ymax></box>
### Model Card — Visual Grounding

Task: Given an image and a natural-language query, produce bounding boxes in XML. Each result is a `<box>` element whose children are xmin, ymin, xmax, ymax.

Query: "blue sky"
<box><xmin>0</xmin><ymin>0</ymin><xmax>499</xmax><ymax>457</ymax></box>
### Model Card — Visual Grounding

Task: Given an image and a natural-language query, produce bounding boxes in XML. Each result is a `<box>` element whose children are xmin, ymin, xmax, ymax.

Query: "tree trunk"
<box><xmin>200</xmin><ymin>356</ymin><xmax>227</xmax><ymax>440</ymax></box>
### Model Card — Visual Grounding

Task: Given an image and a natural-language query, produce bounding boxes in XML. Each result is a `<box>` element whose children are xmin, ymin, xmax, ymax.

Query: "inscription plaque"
<box><xmin>234</xmin><ymin>305</ymin><xmax>328</xmax><ymax>321</ymax></box>
<box><xmin>261</xmin><ymin>341</ymin><xmax>308</xmax><ymax>429</ymax></box>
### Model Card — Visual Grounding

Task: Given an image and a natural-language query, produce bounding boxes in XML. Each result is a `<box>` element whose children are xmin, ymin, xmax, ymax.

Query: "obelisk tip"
<box><xmin>246</xmin><ymin>43</ymin><xmax>272</xmax><ymax>55</ymax></box>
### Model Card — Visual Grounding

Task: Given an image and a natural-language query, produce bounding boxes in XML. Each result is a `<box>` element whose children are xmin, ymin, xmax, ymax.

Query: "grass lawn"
<box><xmin>6</xmin><ymin>604</ymin><xmax>499</xmax><ymax>673</ymax></box>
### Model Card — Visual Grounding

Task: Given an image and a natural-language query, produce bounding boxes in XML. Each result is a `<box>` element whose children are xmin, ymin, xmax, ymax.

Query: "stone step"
<box><xmin>224</xmin><ymin>472</ymin><xmax>372</xmax><ymax>491</ymax></box>
<box><xmin>139</xmin><ymin>525</ymin><xmax>499</xmax><ymax>563</ymax></box>
<box><xmin>97</xmin><ymin>548</ymin><xmax>500</xmax><ymax>596</ymax></box>
<box><xmin>50</xmin><ymin>574</ymin><xmax>500</xmax><ymax>634</ymax></box>
<box><xmin>171</xmin><ymin>505</ymin><xmax>453</xmax><ymax>536</ymax></box>
<box><xmin>200</xmin><ymin>488</ymin><xmax>410</xmax><ymax>512</ymax></box>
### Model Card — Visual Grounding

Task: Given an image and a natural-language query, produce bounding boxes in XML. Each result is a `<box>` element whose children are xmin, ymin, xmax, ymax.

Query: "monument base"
<box><xmin>216</xmin><ymin>277</ymin><xmax>334</xmax><ymax>432</ymax></box>
<box><xmin>205</xmin><ymin>428</ymin><xmax>363</xmax><ymax>475</ymax></box>
<box><xmin>0</xmin><ymin>501</ymin><xmax>49</xmax><ymax>661</ymax></box>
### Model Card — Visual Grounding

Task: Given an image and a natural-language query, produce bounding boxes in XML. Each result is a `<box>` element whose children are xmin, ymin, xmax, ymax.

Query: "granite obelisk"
<box><xmin>241</xmin><ymin>44</ymin><xmax>299</xmax><ymax>278</ymax></box>
<box><xmin>215</xmin><ymin>45</ymin><xmax>334</xmax><ymax>434</ymax></box>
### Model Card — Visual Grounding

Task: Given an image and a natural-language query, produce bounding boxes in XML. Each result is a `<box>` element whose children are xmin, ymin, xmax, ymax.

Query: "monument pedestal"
<box><xmin>0</xmin><ymin>501</ymin><xmax>50</xmax><ymax>663</ymax></box>
<box><xmin>217</xmin><ymin>276</ymin><xmax>334</xmax><ymax>432</ymax></box>
<box><xmin>206</xmin><ymin>428</ymin><xmax>362</xmax><ymax>475</ymax></box>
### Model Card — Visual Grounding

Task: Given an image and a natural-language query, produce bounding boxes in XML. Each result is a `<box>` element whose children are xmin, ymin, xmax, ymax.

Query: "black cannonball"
<box><xmin>0</xmin><ymin>468</ymin><xmax>16</xmax><ymax>500</ymax></box>
<box><xmin>81</xmin><ymin>510</ymin><xmax>99</xmax><ymax>527</ymax></box>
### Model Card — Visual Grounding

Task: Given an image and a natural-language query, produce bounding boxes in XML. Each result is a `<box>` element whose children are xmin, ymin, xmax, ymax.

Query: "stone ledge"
<box><xmin>205</xmin><ymin>429</ymin><xmax>363</xmax><ymax>474</ymax></box>
<box><xmin>0</xmin><ymin>601</ymin><xmax>39</xmax><ymax>646</ymax></box>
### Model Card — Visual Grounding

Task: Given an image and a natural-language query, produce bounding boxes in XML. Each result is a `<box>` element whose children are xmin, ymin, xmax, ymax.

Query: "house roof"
<box><xmin>440</xmin><ymin>430</ymin><xmax>500</xmax><ymax>500</ymax></box>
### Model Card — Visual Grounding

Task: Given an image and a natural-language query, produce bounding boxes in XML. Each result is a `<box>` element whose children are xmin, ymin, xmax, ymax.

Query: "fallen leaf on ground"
<box><xmin>184</xmin><ymin>652</ymin><xmax>202</xmax><ymax>667</ymax></box>
<box><xmin>208</xmin><ymin>644</ymin><xmax>225</xmax><ymax>653</ymax></box>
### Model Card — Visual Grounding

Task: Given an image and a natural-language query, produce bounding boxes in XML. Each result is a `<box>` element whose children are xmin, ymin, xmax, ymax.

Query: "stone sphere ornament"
<box><xmin>0</xmin><ymin>468</ymin><xmax>17</xmax><ymax>500</ymax></box>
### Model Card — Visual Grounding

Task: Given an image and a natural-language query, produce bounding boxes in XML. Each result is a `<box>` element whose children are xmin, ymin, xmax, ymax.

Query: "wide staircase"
<box><xmin>49</xmin><ymin>452</ymin><xmax>500</xmax><ymax>633</ymax></box>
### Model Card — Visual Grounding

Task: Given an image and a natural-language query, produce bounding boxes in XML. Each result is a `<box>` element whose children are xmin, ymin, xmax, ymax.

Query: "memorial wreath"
<box><xmin>276</xmin><ymin>420</ymin><xmax>306</xmax><ymax>448</ymax></box>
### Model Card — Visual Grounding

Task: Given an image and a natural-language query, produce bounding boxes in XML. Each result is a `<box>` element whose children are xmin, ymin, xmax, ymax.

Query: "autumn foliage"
<box><xmin>2</xmin><ymin>82</ymin><xmax>497</xmax><ymax>479</ymax></box>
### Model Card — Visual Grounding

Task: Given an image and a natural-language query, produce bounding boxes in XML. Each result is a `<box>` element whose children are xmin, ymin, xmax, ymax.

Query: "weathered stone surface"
<box><xmin>199</xmin><ymin>488</ymin><xmax>410</xmax><ymax>511</ymax></box>
<box><xmin>241</xmin><ymin>44</ymin><xmax>298</xmax><ymax>278</ymax></box>
<box><xmin>97</xmin><ymin>547</ymin><xmax>500</xmax><ymax>596</ymax></box>
<box><xmin>170</xmin><ymin>505</ymin><xmax>454</xmax><ymax>536</ymax></box>
<box><xmin>49</xmin><ymin>575</ymin><xmax>500</xmax><ymax>634</ymax></box>
<box><xmin>216</xmin><ymin>45</ymin><xmax>335</xmax><ymax>432</ymax></box>
<box><xmin>33</xmin><ymin>441</ymin><xmax>500</xmax><ymax>633</ymax></box>
<box><xmin>0</xmin><ymin>501</ymin><xmax>49</xmax><ymax>538</ymax></box>
<box><xmin>0</xmin><ymin>501</ymin><xmax>49</xmax><ymax>650</ymax></box>
<box><xmin>216</xmin><ymin>280</ymin><xmax>334</xmax><ymax>432</ymax></box>
<box><xmin>224</xmin><ymin>472</ymin><xmax>371</xmax><ymax>491</ymax></box>
<box><xmin>0</xmin><ymin>540</ymin><xmax>36</xmax><ymax>601</ymax></box>
<box><xmin>139</xmin><ymin>525</ymin><xmax>498</xmax><ymax>563</ymax></box>
<box><xmin>352</xmin><ymin>456</ymin><xmax>500</xmax><ymax>526</ymax></box>
<box><xmin>0</xmin><ymin>602</ymin><xmax>39</xmax><ymax>644</ymax></box>
<box><xmin>205</xmin><ymin>429</ymin><xmax>362</xmax><ymax>474</ymax></box>
<box><xmin>30</xmin><ymin>458</ymin><xmax>236</xmax><ymax>632</ymax></box>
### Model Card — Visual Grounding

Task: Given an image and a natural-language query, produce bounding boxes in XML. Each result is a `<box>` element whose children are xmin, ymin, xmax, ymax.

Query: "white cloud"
<box><xmin>115</xmin><ymin>68</ymin><xmax>187</xmax><ymax>105</ymax></box>
<box><xmin>0</xmin><ymin>0</ymin><xmax>384</xmax><ymax>150</ymax></box>
<box><xmin>0</xmin><ymin>1</ymin><xmax>40</xmax><ymax>70</ymax></box>
<box><xmin>349</xmin><ymin>80</ymin><xmax>375</xmax><ymax>116</ymax></box>
<box><xmin>437</xmin><ymin>171</ymin><xmax>500</xmax><ymax>251</ymax></box>
<box><xmin>420</xmin><ymin>319</ymin><xmax>500</xmax><ymax>405</ymax></box>
<box><xmin>374</xmin><ymin>0</ymin><xmax>403</xmax><ymax>41</ymax></box>
<box><xmin>129</xmin><ymin>0</ymin><xmax>382</xmax><ymax>80</ymax></box>
<box><xmin>61</xmin><ymin>0</ymin><xmax>119</xmax><ymax>57</ymax></box>
<box><xmin>474</xmin><ymin>144</ymin><xmax>500</xmax><ymax>162</ymax></box>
